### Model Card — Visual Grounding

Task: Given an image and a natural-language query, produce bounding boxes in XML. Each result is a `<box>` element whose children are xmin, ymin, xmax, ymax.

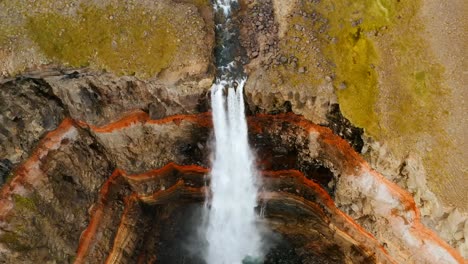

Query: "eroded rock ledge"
<box><xmin>0</xmin><ymin>109</ymin><xmax>463</xmax><ymax>263</ymax></box>
<box><xmin>0</xmin><ymin>0</ymin><xmax>465</xmax><ymax>261</ymax></box>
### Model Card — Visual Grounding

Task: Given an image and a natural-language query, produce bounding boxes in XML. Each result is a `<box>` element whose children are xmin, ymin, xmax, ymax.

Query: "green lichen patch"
<box><xmin>12</xmin><ymin>194</ymin><xmax>37</xmax><ymax>211</ymax></box>
<box><xmin>190</xmin><ymin>0</ymin><xmax>211</xmax><ymax>9</ymax></box>
<box><xmin>314</xmin><ymin>0</ymin><xmax>451</xmax><ymax>192</ymax></box>
<box><xmin>0</xmin><ymin>26</ymin><xmax>13</xmax><ymax>46</ymax></box>
<box><xmin>312</xmin><ymin>0</ymin><xmax>449</xmax><ymax>141</ymax></box>
<box><xmin>0</xmin><ymin>232</ymin><xmax>30</xmax><ymax>251</ymax></box>
<box><xmin>330</xmin><ymin>31</ymin><xmax>380</xmax><ymax>135</ymax></box>
<box><xmin>274</xmin><ymin>0</ymin><xmax>453</xmax><ymax>197</ymax></box>
<box><xmin>25</xmin><ymin>3</ymin><xmax>179</xmax><ymax>77</ymax></box>
<box><xmin>313</xmin><ymin>0</ymin><xmax>399</xmax><ymax>137</ymax></box>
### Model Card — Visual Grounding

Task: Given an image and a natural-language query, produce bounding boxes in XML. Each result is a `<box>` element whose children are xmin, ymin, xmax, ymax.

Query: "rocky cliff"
<box><xmin>0</xmin><ymin>0</ymin><xmax>466</xmax><ymax>263</ymax></box>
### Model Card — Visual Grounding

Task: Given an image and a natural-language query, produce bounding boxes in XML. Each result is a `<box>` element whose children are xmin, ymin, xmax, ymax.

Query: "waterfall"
<box><xmin>204</xmin><ymin>0</ymin><xmax>263</xmax><ymax>263</ymax></box>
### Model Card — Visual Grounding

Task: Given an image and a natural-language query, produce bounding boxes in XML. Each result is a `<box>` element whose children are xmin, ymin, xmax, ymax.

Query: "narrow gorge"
<box><xmin>0</xmin><ymin>0</ymin><xmax>466</xmax><ymax>263</ymax></box>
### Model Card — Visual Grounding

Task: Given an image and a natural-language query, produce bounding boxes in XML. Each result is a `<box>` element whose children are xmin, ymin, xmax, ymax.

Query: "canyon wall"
<box><xmin>0</xmin><ymin>0</ymin><xmax>466</xmax><ymax>262</ymax></box>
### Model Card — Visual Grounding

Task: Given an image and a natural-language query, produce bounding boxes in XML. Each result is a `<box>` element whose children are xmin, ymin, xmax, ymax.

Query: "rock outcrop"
<box><xmin>0</xmin><ymin>85</ymin><xmax>464</xmax><ymax>262</ymax></box>
<box><xmin>239</xmin><ymin>0</ymin><xmax>467</xmax><ymax>210</ymax></box>
<box><xmin>0</xmin><ymin>0</ymin><xmax>466</xmax><ymax>262</ymax></box>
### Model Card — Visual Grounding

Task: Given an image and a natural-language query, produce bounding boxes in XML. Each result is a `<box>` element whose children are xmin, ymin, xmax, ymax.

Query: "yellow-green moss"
<box><xmin>269</xmin><ymin>6</ymin><xmax>330</xmax><ymax>91</ymax></box>
<box><xmin>312</xmin><ymin>0</ymin><xmax>450</xmax><ymax>191</ymax></box>
<box><xmin>0</xmin><ymin>232</ymin><xmax>30</xmax><ymax>251</ymax></box>
<box><xmin>272</xmin><ymin>14</ymin><xmax>323</xmax><ymax>89</ymax></box>
<box><xmin>0</xmin><ymin>27</ymin><xmax>12</xmax><ymax>46</ymax></box>
<box><xmin>25</xmin><ymin>3</ymin><xmax>179</xmax><ymax>77</ymax></box>
<box><xmin>311</xmin><ymin>0</ymin><xmax>448</xmax><ymax>140</ymax></box>
<box><xmin>332</xmin><ymin>33</ymin><xmax>380</xmax><ymax>134</ymax></box>
<box><xmin>12</xmin><ymin>194</ymin><xmax>36</xmax><ymax>211</ymax></box>
<box><xmin>0</xmin><ymin>233</ymin><xmax>20</xmax><ymax>246</ymax></box>
<box><xmin>272</xmin><ymin>0</ymin><xmax>452</xmax><ymax>194</ymax></box>
<box><xmin>314</xmin><ymin>0</ymin><xmax>398</xmax><ymax>136</ymax></box>
<box><xmin>190</xmin><ymin>0</ymin><xmax>210</xmax><ymax>9</ymax></box>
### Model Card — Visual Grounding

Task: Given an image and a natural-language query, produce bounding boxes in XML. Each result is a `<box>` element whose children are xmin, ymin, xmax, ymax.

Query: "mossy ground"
<box><xmin>190</xmin><ymin>0</ymin><xmax>211</xmax><ymax>9</ymax></box>
<box><xmin>0</xmin><ymin>27</ymin><xmax>14</xmax><ymax>46</ymax></box>
<box><xmin>275</xmin><ymin>0</ymin><xmax>452</xmax><ymax>194</ymax></box>
<box><xmin>0</xmin><ymin>194</ymin><xmax>38</xmax><ymax>251</ymax></box>
<box><xmin>266</xmin><ymin>5</ymin><xmax>327</xmax><ymax>93</ymax></box>
<box><xmin>317</xmin><ymin>0</ymin><xmax>451</xmax><ymax>192</ymax></box>
<box><xmin>307</xmin><ymin>0</ymin><xmax>390</xmax><ymax>137</ymax></box>
<box><xmin>0</xmin><ymin>0</ymin><xmax>210</xmax><ymax>78</ymax></box>
<box><xmin>12</xmin><ymin>194</ymin><xmax>37</xmax><ymax>211</ymax></box>
<box><xmin>25</xmin><ymin>3</ymin><xmax>179</xmax><ymax>77</ymax></box>
<box><xmin>0</xmin><ymin>232</ymin><xmax>30</xmax><ymax>251</ymax></box>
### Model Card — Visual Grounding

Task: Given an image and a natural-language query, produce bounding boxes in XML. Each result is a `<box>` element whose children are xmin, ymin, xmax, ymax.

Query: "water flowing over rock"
<box><xmin>0</xmin><ymin>0</ymin><xmax>466</xmax><ymax>263</ymax></box>
<box><xmin>205</xmin><ymin>1</ymin><xmax>263</xmax><ymax>262</ymax></box>
<box><xmin>207</xmin><ymin>79</ymin><xmax>262</xmax><ymax>263</ymax></box>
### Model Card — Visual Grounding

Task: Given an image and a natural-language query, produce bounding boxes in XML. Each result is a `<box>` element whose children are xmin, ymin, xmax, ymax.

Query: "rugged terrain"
<box><xmin>0</xmin><ymin>0</ymin><xmax>466</xmax><ymax>263</ymax></box>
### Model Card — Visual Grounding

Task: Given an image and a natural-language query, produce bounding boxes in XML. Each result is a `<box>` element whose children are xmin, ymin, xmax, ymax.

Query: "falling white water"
<box><xmin>213</xmin><ymin>0</ymin><xmax>235</xmax><ymax>15</ymax></box>
<box><xmin>204</xmin><ymin>1</ymin><xmax>263</xmax><ymax>263</ymax></box>
<box><xmin>206</xmin><ymin>78</ymin><xmax>262</xmax><ymax>264</ymax></box>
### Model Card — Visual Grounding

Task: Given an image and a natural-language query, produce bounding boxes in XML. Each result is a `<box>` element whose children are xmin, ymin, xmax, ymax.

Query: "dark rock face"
<box><xmin>0</xmin><ymin>159</ymin><xmax>13</xmax><ymax>184</ymax></box>
<box><xmin>146</xmin><ymin>203</ymin><xmax>206</xmax><ymax>264</ymax></box>
<box><xmin>44</xmin><ymin>72</ymin><xmax>207</xmax><ymax>126</ymax></box>
<box><xmin>0</xmin><ymin>70</ymin><xmax>210</xmax><ymax>176</ymax></box>
<box><xmin>0</xmin><ymin>78</ymin><xmax>66</xmax><ymax>167</ymax></box>
<box><xmin>325</xmin><ymin>104</ymin><xmax>364</xmax><ymax>152</ymax></box>
<box><xmin>0</xmin><ymin>125</ymin><xmax>114</xmax><ymax>263</ymax></box>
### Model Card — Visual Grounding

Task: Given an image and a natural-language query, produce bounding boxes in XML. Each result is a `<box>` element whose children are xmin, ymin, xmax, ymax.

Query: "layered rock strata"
<box><xmin>0</xmin><ymin>105</ymin><xmax>463</xmax><ymax>263</ymax></box>
<box><xmin>0</xmin><ymin>0</ymin><xmax>466</xmax><ymax>261</ymax></box>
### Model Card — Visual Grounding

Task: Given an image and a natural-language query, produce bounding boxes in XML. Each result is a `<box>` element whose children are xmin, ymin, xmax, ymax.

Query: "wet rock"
<box><xmin>0</xmin><ymin>159</ymin><xmax>13</xmax><ymax>184</ymax></box>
